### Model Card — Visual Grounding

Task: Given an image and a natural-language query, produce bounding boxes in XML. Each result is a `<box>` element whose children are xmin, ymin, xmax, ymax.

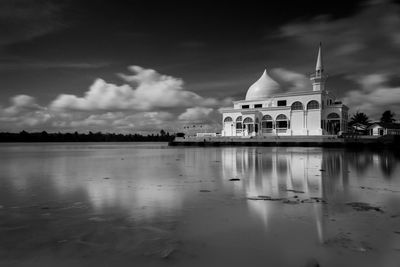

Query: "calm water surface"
<box><xmin>0</xmin><ymin>143</ymin><xmax>400</xmax><ymax>267</ymax></box>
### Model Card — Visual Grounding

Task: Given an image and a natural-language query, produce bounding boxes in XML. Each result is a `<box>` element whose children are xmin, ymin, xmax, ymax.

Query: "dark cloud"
<box><xmin>280</xmin><ymin>0</ymin><xmax>400</xmax><ymax>118</ymax></box>
<box><xmin>0</xmin><ymin>0</ymin><xmax>69</xmax><ymax>46</ymax></box>
<box><xmin>280</xmin><ymin>1</ymin><xmax>400</xmax><ymax>75</ymax></box>
<box><xmin>0</xmin><ymin>61</ymin><xmax>109</xmax><ymax>71</ymax></box>
<box><xmin>1</xmin><ymin>0</ymin><xmax>400</xmax><ymax>131</ymax></box>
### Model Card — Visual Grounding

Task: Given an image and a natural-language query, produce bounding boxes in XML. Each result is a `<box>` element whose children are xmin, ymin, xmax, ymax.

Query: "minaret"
<box><xmin>310</xmin><ymin>43</ymin><xmax>327</xmax><ymax>91</ymax></box>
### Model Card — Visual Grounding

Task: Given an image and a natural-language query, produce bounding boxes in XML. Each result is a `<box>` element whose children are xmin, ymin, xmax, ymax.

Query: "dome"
<box><xmin>245</xmin><ymin>69</ymin><xmax>279</xmax><ymax>100</ymax></box>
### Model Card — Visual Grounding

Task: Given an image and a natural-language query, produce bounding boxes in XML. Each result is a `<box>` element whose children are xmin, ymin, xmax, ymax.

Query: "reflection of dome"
<box><xmin>245</xmin><ymin>69</ymin><xmax>279</xmax><ymax>100</ymax></box>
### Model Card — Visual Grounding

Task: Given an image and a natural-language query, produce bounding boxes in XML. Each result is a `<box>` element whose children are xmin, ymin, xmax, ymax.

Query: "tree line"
<box><xmin>349</xmin><ymin>110</ymin><xmax>396</xmax><ymax>126</ymax></box>
<box><xmin>0</xmin><ymin>130</ymin><xmax>175</xmax><ymax>142</ymax></box>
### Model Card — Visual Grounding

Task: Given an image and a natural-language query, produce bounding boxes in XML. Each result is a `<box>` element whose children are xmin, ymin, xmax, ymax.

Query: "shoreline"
<box><xmin>169</xmin><ymin>135</ymin><xmax>400</xmax><ymax>148</ymax></box>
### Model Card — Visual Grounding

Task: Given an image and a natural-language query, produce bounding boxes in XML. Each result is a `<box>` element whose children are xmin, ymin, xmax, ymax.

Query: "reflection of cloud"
<box><xmin>85</xmin><ymin>180</ymin><xmax>183</xmax><ymax>220</ymax></box>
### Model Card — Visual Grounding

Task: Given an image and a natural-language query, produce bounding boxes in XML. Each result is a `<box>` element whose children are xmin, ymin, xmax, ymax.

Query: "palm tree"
<box><xmin>349</xmin><ymin>111</ymin><xmax>370</xmax><ymax>126</ymax></box>
<box><xmin>380</xmin><ymin>110</ymin><xmax>395</xmax><ymax>124</ymax></box>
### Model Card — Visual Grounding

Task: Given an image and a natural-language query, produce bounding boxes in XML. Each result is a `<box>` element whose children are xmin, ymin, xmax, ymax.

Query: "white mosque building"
<box><xmin>221</xmin><ymin>44</ymin><xmax>349</xmax><ymax>137</ymax></box>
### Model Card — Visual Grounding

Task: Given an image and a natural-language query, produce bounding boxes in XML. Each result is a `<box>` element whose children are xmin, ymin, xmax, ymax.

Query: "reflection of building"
<box><xmin>220</xmin><ymin>147</ymin><xmax>350</xmax><ymax>242</ymax></box>
<box><xmin>221</xmin><ymin>147</ymin><xmax>349</xmax><ymax>200</ymax></box>
<box><xmin>220</xmin><ymin>146</ymin><xmax>400</xmax><ymax>247</ymax></box>
<box><xmin>221</xmin><ymin>44</ymin><xmax>349</xmax><ymax>137</ymax></box>
<box><xmin>347</xmin><ymin>150</ymin><xmax>399</xmax><ymax>179</ymax></box>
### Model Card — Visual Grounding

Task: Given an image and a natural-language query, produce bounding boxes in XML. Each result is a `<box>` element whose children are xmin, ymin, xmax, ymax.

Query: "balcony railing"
<box><xmin>310</xmin><ymin>71</ymin><xmax>327</xmax><ymax>79</ymax></box>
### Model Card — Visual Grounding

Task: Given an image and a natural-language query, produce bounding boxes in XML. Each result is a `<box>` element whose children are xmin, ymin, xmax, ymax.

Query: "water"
<box><xmin>0</xmin><ymin>143</ymin><xmax>399</xmax><ymax>267</ymax></box>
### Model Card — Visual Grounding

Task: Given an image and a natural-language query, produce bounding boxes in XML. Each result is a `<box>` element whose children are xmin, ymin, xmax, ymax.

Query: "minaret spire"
<box><xmin>310</xmin><ymin>42</ymin><xmax>327</xmax><ymax>91</ymax></box>
<box><xmin>316</xmin><ymin>42</ymin><xmax>323</xmax><ymax>73</ymax></box>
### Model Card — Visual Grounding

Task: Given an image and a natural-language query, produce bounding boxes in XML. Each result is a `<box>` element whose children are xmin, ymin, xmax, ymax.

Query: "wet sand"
<box><xmin>0</xmin><ymin>143</ymin><xmax>399</xmax><ymax>267</ymax></box>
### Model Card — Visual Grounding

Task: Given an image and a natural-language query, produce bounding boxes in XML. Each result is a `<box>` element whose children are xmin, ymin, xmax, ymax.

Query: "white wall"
<box><xmin>290</xmin><ymin>111</ymin><xmax>305</xmax><ymax>135</ymax></box>
<box><xmin>307</xmin><ymin>110</ymin><xmax>322</xmax><ymax>135</ymax></box>
<box><xmin>370</xmin><ymin>125</ymin><xmax>384</xmax><ymax>136</ymax></box>
<box><xmin>221</xmin><ymin>90</ymin><xmax>348</xmax><ymax>137</ymax></box>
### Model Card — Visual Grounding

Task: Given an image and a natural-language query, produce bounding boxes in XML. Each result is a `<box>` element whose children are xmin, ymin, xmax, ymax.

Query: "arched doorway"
<box><xmin>243</xmin><ymin>117</ymin><xmax>254</xmax><ymax>136</ymax></box>
<box><xmin>223</xmin><ymin>117</ymin><xmax>234</xmax><ymax>136</ymax></box>
<box><xmin>276</xmin><ymin>114</ymin><xmax>289</xmax><ymax>134</ymax></box>
<box><xmin>327</xmin><ymin>113</ymin><xmax>340</xmax><ymax>134</ymax></box>
<box><xmin>261</xmin><ymin>115</ymin><xmax>273</xmax><ymax>134</ymax></box>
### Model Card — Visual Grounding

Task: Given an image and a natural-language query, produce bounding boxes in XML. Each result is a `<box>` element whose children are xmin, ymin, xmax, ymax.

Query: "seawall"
<box><xmin>169</xmin><ymin>135</ymin><xmax>399</xmax><ymax>148</ymax></box>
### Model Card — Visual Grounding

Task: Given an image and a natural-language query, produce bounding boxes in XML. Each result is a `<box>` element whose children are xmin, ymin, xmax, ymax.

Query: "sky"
<box><xmin>1</xmin><ymin>0</ymin><xmax>400</xmax><ymax>133</ymax></box>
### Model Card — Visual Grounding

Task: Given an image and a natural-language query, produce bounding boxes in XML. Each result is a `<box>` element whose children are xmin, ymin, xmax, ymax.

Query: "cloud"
<box><xmin>270</xmin><ymin>68</ymin><xmax>311</xmax><ymax>92</ymax></box>
<box><xmin>65</xmin><ymin>111</ymin><xmax>174</xmax><ymax>130</ymax></box>
<box><xmin>0</xmin><ymin>95</ymin><xmax>179</xmax><ymax>132</ymax></box>
<box><xmin>2</xmin><ymin>95</ymin><xmax>44</xmax><ymax>115</ymax></box>
<box><xmin>51</xmin><ymin>66</ymin><xmax>223</xmax><ymax>111</ymax></box>
<box><xmin>347</xmin><ymin>73</ymin><xmax>388</xmax><ymax>92</ymax></box>
<box><xmin>178</xmin><ymin>107</ymin><xmax>214</xmax><ymax>122</ymax></box>
<box><xmin>0</xmin><ymin>61</ymin><xmax>110</xmax><ymax>71</ymax></box>
<box><xmin>0</xmin><ymin>66</ymin><xmax>228</xmax><ymax>133</ymax></box>
<box><xmin>279</xmin><ymin>1</ymin><xmax>400</xmax><ymax>118</ymax></box>
<box><xmin>0</xmin><ymin>0</ymin><xmax>68</xmax><ymax>45</ymax></box>
<box><xmin>280</xmin><ymin>1</ymin><xmax>400</xmax><ymax>75</ymax></box>
<box><xmin>343</xmin><ymin>73</ymin><xmax>400</xmax><ymax>119</ymax></box>
<box><xmin>0</xmin><ymin>95</ymin><xmax>51</xmax><ymax>128</ymax></box>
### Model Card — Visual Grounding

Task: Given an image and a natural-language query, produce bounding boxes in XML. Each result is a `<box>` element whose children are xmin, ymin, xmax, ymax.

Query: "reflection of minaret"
<box><xmin>248</xmin><ymin>149</ymin><xmax>271</xmax><ymax>229</ymax></box>
<box><xmin>220</xmin><ymin>147</ymin><xmax>355</xmax><ymax>244</ymax></box>
<box><xmin>317</xmin><ymin>149</ymin><xmax>351</xmax><ymax>243</ymax></box>
<box><xmin>220</xmin><ymin>147</ymin><xmax>399</xmax><ymax>247</ymax></box>
<box><xmin>303</xmin><ymin>149</ymin><xmax>325</xmax><ymax>243</ymax></box>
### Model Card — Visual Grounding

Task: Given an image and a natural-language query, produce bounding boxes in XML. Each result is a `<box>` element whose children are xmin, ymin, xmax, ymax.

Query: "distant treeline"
<box><xmin>0</xmin><ymin>130</ymin><xmax>175</xmax><ymax>142</ymax></box>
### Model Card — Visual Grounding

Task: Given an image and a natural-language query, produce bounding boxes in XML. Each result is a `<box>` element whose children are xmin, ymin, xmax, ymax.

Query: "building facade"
<box><xmin>221</xmin><ymin>45</ymin><xmax>349</xmax><ymax>137</ymax></box>
<box><xmin>367</xmin><ymin>123</ymin><xmax>400</xmax><ymax>136</ymax></box>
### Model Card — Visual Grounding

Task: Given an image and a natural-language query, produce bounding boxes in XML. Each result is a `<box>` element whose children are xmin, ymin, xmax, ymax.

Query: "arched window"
<box><xmin>224</xmin><ymin>117</ymin><xmax>233</xmax><ymax>123</ymax></box>
<box><xmin>262</xmin><ymin>115</ymin><xmax>272</xmax><ymax>121</ymax></box>
<box><xmin>276</xmin><ymin>114</ymin><xmax>287</xmax><ymax>120</ymax></box>
<box><xmin>291</xmin><ymin>101</ymin><xmax>303</xmax><ymax>110</ymax></box>
<box><xmin>243</xmin><ymin>117</ymin><xmax>253</xmax><ymax>123</ymax></box>
<box><xmin>236</xmin><ymin>116</ymin><xmax>243</xmax><ymax>129</ymax></box>
<box><xmin>307</xmin><ymin>100</ymin><xmax>319</xmax><ymax>110</ymax></box>
<box><xmin>261</xmin><ymin>114</ymin><xmax>273</xmax><ymax>133</ymax></box>
<box><xmin>276</xmin><ymin>114</ymin><xmax>289</xmax><ymax>131</ymax></box>
<box><xmin>327</xmin><ymin>113</ymin><xmax>340</xmax><ymax>119</ymax></box>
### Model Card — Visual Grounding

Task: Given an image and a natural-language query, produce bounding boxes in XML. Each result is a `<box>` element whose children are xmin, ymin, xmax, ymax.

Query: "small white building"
<box><xmin>220</xmin><ymin>44</ymin><xmax>349</xmax><ymax>137</ymax></box>
<box><xmin>368</xmin><ymin>123</ymin><xmax>400</xmax><ymax>136</ymax></box>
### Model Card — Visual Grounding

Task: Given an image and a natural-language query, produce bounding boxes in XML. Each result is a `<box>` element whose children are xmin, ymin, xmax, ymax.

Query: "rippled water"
<box><xmin>0</xmin><ymin>143</ymin><xmax>399</xmax><ymax>267</ymax></box>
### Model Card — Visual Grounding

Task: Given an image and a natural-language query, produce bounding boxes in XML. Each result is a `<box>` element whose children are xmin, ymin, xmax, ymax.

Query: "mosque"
<box><xmin>220</xmin><ymin>44</ymin><xmax>349</xmax><ymax>137</ymax></box>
